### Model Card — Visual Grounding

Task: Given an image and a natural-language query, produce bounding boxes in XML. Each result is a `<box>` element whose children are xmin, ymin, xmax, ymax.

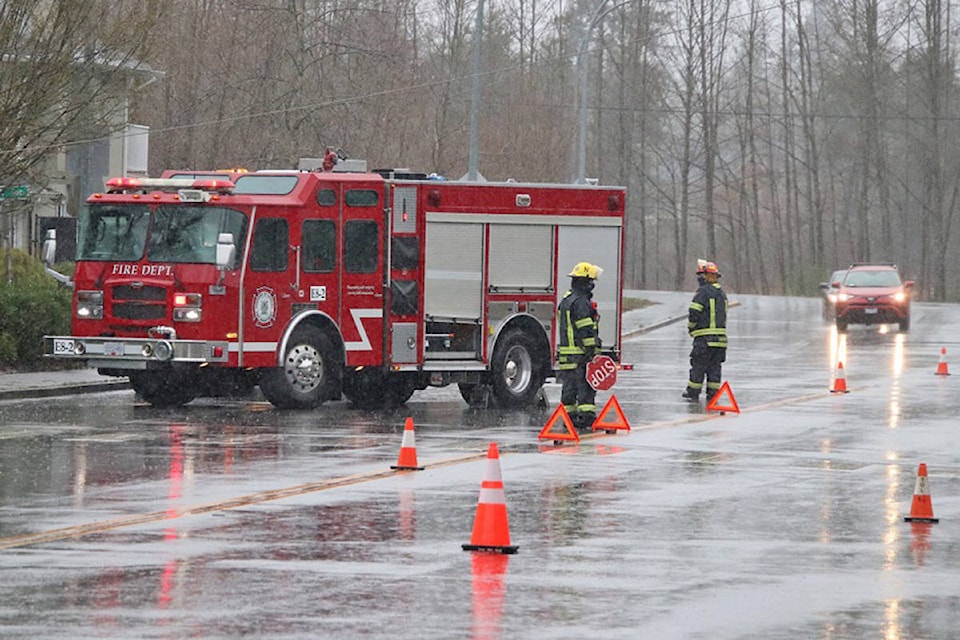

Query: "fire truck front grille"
<box><xmin>112</xmin><ymin>302</ymin><xmax>166</xmax><ymax>320</ymax></box>
<box><xmin>111</xmin><ymin>285</ymin><xmax>167</xmax><ymax>321</ymax></box>
<box><xmin>113</xmin><ymin>285</ymin><xmax>166</xmax><ymax>301</ymax></box>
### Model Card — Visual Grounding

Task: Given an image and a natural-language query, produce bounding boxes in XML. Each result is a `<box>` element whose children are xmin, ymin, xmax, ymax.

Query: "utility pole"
<box><xmin>465</xmin><ymin>0</ymin><xmax>486</xmax><ymax>181</ymax></box>
<box><xmin>575</xmin><ymin>0</ymin><xmax>631</xmax><ymax>184</ymax></box>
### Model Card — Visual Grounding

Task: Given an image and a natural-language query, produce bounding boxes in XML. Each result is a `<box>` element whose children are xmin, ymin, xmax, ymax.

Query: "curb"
<box><xmin>0</xmin><ymin>380</ymin><xmax>131</xmax><ymax>402</ymax></box>
<box><xmin>622</xmin><ymin>300</ymin><xmax>741</xmax><ymax>339</ymax></box>
<box><xmin>622</xmin><ymin>314</ymin><xmax>686</xmax><ymax>339</ymax></box>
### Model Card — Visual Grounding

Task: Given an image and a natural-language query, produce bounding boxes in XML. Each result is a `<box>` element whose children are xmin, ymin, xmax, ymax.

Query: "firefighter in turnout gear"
<box><xmin>682</xmin><ymin>260</ymin><xmax>728</xmax><ymax>402</ymax></box>
<box><xmin>558</xmin><ymin>262</ymin><xmax>602</xmax><ymax>428</ymax></box>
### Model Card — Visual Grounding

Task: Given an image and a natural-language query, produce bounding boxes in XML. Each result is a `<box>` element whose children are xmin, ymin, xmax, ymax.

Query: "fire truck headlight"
<box><xmin>154</xmin><ymin>340</ymin><xmax>173</xmax><ymax>361</ymax></box>
<box><xmin>173</xmin><ymin>308</ymin><xmax>202</xmax><ymax>322</ymax></box>
<box><xmin>173</xmin><ymin>292</ymin><xmax>202</xmax><ymax>322</ymax></box>
<box><xmin>74</xmin><ymin>342</ymin><xmax>86</xmax><ymax>356</ymax></box>
<box><xmin>76</xmin><ymin>290</ymin><xmax>104</xmax><ymax>320</ymax></box>
<box><xmin>141</xmin><ymin>343</ymin><xmax>154</xmax><ymax>358</ymax></box>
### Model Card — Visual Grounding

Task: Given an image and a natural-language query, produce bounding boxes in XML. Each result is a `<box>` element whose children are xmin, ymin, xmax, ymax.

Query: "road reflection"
<box><xmin>888</xmin><ymin>334</ymin><xmax>905</xmax><ymax>429</ymax></box>
<box><xmin>159</xmin><ymin>427</ymin><xmax>184</xmax><ymax>611</ymax></box>
<box><xmin>470</xmin><ymin>553</ymin><xmax>509</xmax><ymax>640</ymax></box>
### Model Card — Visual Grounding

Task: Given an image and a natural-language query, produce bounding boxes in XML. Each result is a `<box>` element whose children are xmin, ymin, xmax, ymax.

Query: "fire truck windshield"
<box><xmin>77</xmin><ymin>203</ymin><xmax>247</xmax><ymax>266</ymax></box>
<box><xmin>77</xmin><ymin>204</ymin><xmax>150</xmax><ymax>261</ymax></box>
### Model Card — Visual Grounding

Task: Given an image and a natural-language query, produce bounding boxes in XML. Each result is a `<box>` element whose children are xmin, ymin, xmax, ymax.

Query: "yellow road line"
<box><xmin>1</xmin><ymin>389</ymin><xmax>838</xmax><ymax>550</ymax></box>
<box><xmin>0</xmin><ymin>452</ymin><xmax>486</xmax><ymax>550</ymax></box>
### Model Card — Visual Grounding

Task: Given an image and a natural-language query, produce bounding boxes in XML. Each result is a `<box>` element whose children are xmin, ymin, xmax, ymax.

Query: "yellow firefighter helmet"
<box><xmin>569</xmin><ymin>262</ymin><xmax>602</xmax><ymax>279</ymax></box>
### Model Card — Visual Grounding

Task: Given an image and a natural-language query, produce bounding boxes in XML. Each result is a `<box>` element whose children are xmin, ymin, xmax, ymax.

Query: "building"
<box><xmin>2</xmin><ymin>55</ymin><xmax>162</xmax><ymax>263</ymax></box>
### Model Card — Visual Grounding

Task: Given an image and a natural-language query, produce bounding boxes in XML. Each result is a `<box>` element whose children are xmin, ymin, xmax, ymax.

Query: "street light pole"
<box><xmin>575</xmin><ymin>0</ymin><xmax>630</xmax><ymax>184</ymax></box>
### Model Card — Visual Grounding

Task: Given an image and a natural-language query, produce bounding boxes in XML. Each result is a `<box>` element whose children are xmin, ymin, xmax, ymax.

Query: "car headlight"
<box><xmin>893</xmin><ymin>292</ymin><xmax>906</xmax><ymax>303</ymax></box>
<box><xmin>837</xmin><ymin>293</ymin><xmax>851</xmax><ymax>302</ymax></box>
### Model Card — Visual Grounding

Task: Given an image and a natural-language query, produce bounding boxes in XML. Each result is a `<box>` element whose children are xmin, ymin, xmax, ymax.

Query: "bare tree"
<box><xmin>907</xmin><ymin>0</ymin><xmax>959</xmax><ymax>299</ymax></box>
<box><xmin>0</xmin><ymin>0</ymin><xmax>162</xmax><ymax>188</ymax></box>
<box><xmin>112</xmin><ymin>0</ymin><xmax>960</xmax><ymax>300</ymax></box>
<box><xmin>732</xmin><ymin>1</ymin><xmax>769</xmax><ymax>293</ymax></box>
<box><xmin>697</xmin><ymin>0</ymin><xmax>730</xmax><ymax>259</ymax></box>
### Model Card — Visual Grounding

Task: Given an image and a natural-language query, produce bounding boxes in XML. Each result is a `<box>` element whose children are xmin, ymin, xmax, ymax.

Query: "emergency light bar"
<box><xmin>104</xmin><ymin>177</ymin><xmax>236</xmax><ymax>194</ymax></box>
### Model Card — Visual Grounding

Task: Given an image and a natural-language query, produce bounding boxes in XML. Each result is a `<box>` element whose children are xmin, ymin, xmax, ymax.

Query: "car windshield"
<box><xmin>77</xmin><ymin>203</ymin><xmax>247</xmax><ymax>265</ymax></box>
<box><xmin>844</xmin><ymin>270</ymin><xmax>902</xmax><ymax>287</ymax></box>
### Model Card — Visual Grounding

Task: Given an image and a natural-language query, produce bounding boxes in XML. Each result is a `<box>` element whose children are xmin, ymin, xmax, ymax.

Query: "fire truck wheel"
<box><xmin>130</xmin><ymin>371</ymin><xmax>197</xmax><ymax>407</ymax></box>
<box><xmin>489</xmin><ymin>329</ymin><xmax>546</xmax><ymax>409</ymax></box>
<box><xmin>259</xmin><ymin>327</ymin><xmax>337</xmax><ymax>409</ymax></box>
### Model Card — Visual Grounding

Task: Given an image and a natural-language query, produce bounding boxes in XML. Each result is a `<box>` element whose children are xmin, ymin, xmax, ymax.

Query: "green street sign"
<box><xmin>0</xmin><ymin>185</ymin><xmax>29</xmax><ymax>200</ymax></box>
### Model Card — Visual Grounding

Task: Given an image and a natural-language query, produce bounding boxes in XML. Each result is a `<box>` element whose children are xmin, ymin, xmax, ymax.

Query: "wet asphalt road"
<box><xmin>2</xmin><ymin>293</ymin><xmax>960</xmax><ymax>639</ymax></box>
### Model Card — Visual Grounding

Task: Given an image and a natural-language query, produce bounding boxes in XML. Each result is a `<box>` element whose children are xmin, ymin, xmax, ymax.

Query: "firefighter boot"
<box><xmin>572</xmin><ymin>410</ymin><xmax>596</xmax><ymax>431</ymax></box>
<box><xmin>681</xmin><ymin>388</ymin><xmax>700</xmax><ymax>402</ymax></box>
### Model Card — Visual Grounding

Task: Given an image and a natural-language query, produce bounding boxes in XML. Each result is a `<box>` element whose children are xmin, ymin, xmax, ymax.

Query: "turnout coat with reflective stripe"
<box><xmin>557</xmin><ymin>289</ymin><xmax>598</xmax><ymax>370</ymax></box>
<box><xmin>687</xmin><ymin>281</ymin><xmax>728</xmax><ymax>348</ymax></box>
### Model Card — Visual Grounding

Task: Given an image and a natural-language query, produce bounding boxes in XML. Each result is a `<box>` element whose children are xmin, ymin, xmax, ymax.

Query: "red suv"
<box><xmin>833</xmin><ymin>264</ymin><xmax>914</xmax><ymax>332</ymax></box>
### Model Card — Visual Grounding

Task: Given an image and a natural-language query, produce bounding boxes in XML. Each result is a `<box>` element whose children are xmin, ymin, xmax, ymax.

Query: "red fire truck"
<box><xmin>42</xmin><ymin>157</ymin><xmax>625</xmax><ymax>409</ymax></box>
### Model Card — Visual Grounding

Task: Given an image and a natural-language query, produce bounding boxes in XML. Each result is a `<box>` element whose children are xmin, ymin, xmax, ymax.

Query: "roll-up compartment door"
<box><xmin>488</xmin><ymin>224</ymin><xmax>553</xmax><ymax>292</ymax></box>
<box><xmin>425</xmin><ymin>222</ymin><xmax>484</xmax><ymax>319</ymax></box>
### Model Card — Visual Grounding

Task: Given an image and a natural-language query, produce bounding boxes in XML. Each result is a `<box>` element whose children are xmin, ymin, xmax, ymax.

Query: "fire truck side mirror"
<box><xmin>42</xmin><ymin>229</ymin><xmax>57</xmax><ymax>266</ymax></box>
<box><xmin>216</xmin><ymin>233</ymin><xmax>236</xmax><ymax>270</ymax></box>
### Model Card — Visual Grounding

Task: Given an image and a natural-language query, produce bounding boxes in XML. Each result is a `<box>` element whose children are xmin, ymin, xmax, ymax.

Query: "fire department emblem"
<box><xmin>253</xmin><ymin>287</ymin><xmax>277</xmax><ymax>328</ymax></box>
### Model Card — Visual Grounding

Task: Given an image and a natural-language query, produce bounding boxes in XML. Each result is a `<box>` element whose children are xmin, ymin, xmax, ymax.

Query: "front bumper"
<box><xmin>43</xmin><ymin>335</ymin><xmax>229</xmax><ymax>368</ymax></box>
<box><xmin>835</xmin><ymin>305</ymin><xmax>908</xmax><ymax>325</ymax></box>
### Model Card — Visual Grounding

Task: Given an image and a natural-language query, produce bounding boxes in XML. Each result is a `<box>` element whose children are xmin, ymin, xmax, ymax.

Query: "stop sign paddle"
<box><xmin>586</xmin><ymin>355</ymin><xmax>617</xmax><ymax>390</ymax></box>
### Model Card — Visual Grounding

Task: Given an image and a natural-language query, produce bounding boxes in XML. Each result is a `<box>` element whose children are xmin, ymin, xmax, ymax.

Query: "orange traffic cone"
<box><xmin>391</xmin><ymin>417</ymin><xmax>425</xmax><ymax>470</ymax></box>
<box><xmin>935</xmin><ymin>347</ymin><xmax>950</xmax><ymax>376</ymax></box>
<box><xmin>831</xmin><ymin>362</ymin><xmax>849</xmax><ymax>394</ymax></box>
<box><xmin>462</xmin><ymin>443</ymin><xmax>518</xmax><ymax>554</ymax></box>
<box><xmin>904</xmin><ymin>463</ymin><xmax>939</xmax><ymax>523</ymax></box>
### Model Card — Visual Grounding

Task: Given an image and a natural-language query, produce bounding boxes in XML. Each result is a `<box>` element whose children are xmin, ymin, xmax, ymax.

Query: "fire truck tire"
<box><xmin>458</xmin><ymin>383</ymin><xmax>492</xmax><ymax>407</ymax></box>
<box><xmin>259</xmin><ymin>327</ymin><xmax>337</xmax><ymax>409</ymax></box>
<box><xmin>458</xmin><ymin>383</ymin><xmax>478</xmax><ymax>404</ymax></box>
<box><xmin>489</xmin><ymin>329</ymin><xmax>546</xmax><ymax>409</ymax></box>
<box><xmin>384</xmin><ymin>377</ymin><xmax>417</xmax><ymax>406</ymax></box>
<box><xmin>130</xmin><ymin>371</ymin><xmax>197</xmax><ymax>407</ymax></box>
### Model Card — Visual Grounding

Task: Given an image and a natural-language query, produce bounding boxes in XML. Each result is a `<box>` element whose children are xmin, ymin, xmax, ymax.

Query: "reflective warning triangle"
<box><xmin>537</xmin><ymin>405</ymin><xmax>580</xmax><ymax>442</ymax></box>
<box><xmin>705</xmin><ymin>381</ymin><xmax>740</xmax><ymax>414</ymax></box>
<box><xmin>592</xmin><ymin>395</ymin><xmax>631</xmax><ymax>432</ymax></box>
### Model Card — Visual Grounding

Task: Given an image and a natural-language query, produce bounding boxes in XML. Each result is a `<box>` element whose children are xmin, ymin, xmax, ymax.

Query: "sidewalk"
<box><xmin>0</xmin><ymin>368</ymin><xmax>131</xmax><ymax>401</ymax></box>
<box><xmin>0</xmin><ymin>291</ymin><xmax>691</xmax><ymax>401</ymax></box>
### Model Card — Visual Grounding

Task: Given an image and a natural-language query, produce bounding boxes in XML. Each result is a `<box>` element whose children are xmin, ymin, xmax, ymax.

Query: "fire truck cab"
<box><xmin>43</xmin><ymin>158</ymin><xmax>626</xmax><ymax>409</ymax></box>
